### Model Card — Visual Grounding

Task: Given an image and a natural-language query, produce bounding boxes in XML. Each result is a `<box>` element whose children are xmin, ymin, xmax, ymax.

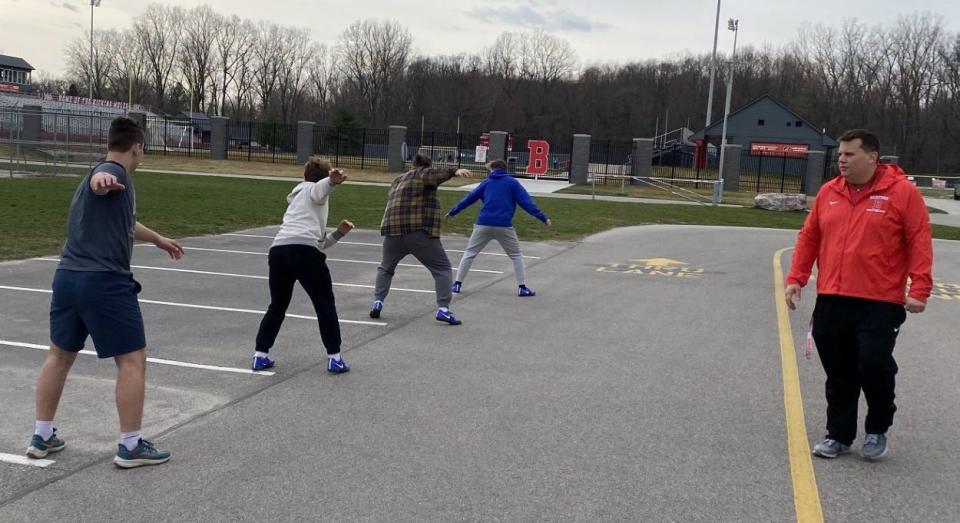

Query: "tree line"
<box><xmin>36</xmin><ymin>5</ymin><xmax>960</xmax><ymax>173</ymax></box>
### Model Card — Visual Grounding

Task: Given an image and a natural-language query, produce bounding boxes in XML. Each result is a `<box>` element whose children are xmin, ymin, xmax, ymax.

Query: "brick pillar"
<box><xmin>720</xmin><ymin>144</ymin><xmax>742</xmax><ymax>192</ymax></box>
<box><xmin>805</xmin><ymin>150</ymin><xmax>826</xmax><ymax>197</ymax></box>
<box><xmin>22</xmin><ymin>104</ymin><xmax>41</xmax><ymax>143</ymax></box>
<box><xmin>388</xmin><ymin>125</ymin><xmax>407</xmax><ymax>171</ymax></box>
<box><xmin>297</xmin><ymin>121</ymin><xmax>315</xmax><ymax>164</ymax></box>
<box><xmin>488</xmin><ymin>131</ymin><xmax>508</xmax><ymax>163</ymax></box>
<box><xmin>630</xmin><ymin>138</ymin><xmax>653</xmax><ymax>183</ymax></box>
<box><xmin>570</xmin><ymin>134</ymin><xmax>591</xmax><ymax>184</ymax></box>
<box><xmin>210</xmin><ymin>116</ymin><xmax>228</xmax><ymax>160</ymax></box>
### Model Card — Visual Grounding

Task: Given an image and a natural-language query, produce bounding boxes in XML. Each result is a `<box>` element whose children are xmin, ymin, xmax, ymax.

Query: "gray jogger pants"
<box><xmin>374</xmin><ymin>231</ymin><xmax>453</xmax><ymax>308</ymax></box>
<box><xmin>455</xmin><ymin>225</ymin><xmax>525</xmax><ymax>286</ymax></box>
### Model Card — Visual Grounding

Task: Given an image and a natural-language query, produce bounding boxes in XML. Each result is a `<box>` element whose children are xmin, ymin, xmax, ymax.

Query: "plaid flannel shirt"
<box><xmin>380</xmin><ymin>166</ymin><xmax>457</xmax><ymax>237</ymax></box>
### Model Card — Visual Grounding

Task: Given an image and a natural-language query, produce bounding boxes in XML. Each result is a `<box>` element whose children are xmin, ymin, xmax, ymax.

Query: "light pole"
<box><xmin>705</xmin><ymin>0</ymin><xmax>721</xmax><ymax>128</ymax></box>
<box><xmin>717</xmin><ymin>18</ymin><xmax>740</xmax><ymax>185</ymax></box>
<box><xmin>89</xmin><ymin>0</ymin><xmax>101</xmax><ymax>101</ymax></box>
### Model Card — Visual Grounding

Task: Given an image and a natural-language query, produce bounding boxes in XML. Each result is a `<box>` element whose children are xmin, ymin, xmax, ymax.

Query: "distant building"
<box><xmin>0</xmin><ymin>54</ymin><xmax>35</xmax><ymax>95</ymax></box>
<box><xmin>692</xmin><ymin>95</ymin><xmax>838</xmax><ymax>156</ymax></box>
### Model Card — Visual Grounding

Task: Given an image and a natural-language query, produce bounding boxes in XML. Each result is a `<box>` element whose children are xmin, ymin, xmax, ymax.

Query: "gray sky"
<box><xmin>2</xmin><ymin>0</ymin><xmax>959</xmax><ymax>77</ymax></box>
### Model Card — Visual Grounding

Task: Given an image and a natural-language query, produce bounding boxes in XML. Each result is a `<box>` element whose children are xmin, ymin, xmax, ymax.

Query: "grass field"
<box><xmin>3</xmin><ymin>172</ymin><xmax>959</xmax><ymax>262</ymax></box>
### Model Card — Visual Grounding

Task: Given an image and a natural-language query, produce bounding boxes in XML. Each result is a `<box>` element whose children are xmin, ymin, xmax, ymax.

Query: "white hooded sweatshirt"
<box><xmin>271</xmin><ymin>177</ymin><xmax>343</xmax><ymax>250</ymax></box>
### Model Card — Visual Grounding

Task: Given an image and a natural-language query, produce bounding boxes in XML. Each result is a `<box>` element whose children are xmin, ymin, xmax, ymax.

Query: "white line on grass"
<box><xmin>163</xmin><ymin>246</ymin><xmax>505</xmax><ymax>274</ymax></box>
<box><xmin>222</xmin><ymin>233</ymin><xmax>542</xmax><ymax>259</ymax></box>
<box><xmin>0</xmin><ymin>340</ymin><xmax>276</xmax><ymax>376</ymax></box>
<box><xmin>0</xmin><ymin>452</ymin><xmax>55</xmax><ymax>468</ymax></box>
<box><xmin>0</xmin><ymin>285</ymin><xmax>388</xmax><ymax>327</ymax></box>
<box><xmin>31</xmin><ymin>258</ymin><xmax>433</xmax><ymax>294</ymax></box>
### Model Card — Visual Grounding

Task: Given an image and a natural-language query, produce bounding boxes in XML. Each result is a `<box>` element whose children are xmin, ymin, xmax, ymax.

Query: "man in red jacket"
<box><xmin>785</xmin><ymin>129</ymin><xmax>933</xmax><ymax>461</ymax></box>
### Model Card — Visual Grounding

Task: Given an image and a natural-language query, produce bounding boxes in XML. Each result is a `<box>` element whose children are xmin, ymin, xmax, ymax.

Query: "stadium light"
<box><xmin>704</xmin><ymin>0</ymin><xmax>721</xmax><ymax>129</ymax></box>
<box><xmin>717</xmin><ymin>18</ymin><xmax>740</xmax><ymax>186</ymax></box>
<box><xmin>89</xmin><ymin>0</ymin><xmax>101</xmax><ymax>101</ymax></box>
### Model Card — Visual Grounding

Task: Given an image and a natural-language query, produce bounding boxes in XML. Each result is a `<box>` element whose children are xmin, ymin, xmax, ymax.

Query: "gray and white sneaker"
<box><xmin>812</xmin><ymin>438</ymin><xmax>851</xmax><ymax>458</ymax></box>
<box><xmin>862</xmin><ymin>433</ymin><xmax>888</xmax><ymax>461</ymax></box>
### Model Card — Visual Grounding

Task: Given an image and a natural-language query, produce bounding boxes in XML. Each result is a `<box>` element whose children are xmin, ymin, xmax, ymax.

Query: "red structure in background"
<box><xmin>526</xmin><ymin>140</ymin><xmax>550</xmax><ymax>176</ymax></box>
<box><xmin>749</xmin><ymin>142</ymin><xmax>809</xmax><ymax>158</ymax></box>
<box><xmin>694</xmin><ymin>139</ymin><xmax>708</xmax><ymax>169</ymax></box>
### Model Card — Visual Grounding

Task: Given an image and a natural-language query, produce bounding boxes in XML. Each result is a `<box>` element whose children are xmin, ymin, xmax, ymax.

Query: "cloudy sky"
<box><xmin>1</xmin><ymin>0</ymin><xmax>959</xmax><ymax>77</ymax></box>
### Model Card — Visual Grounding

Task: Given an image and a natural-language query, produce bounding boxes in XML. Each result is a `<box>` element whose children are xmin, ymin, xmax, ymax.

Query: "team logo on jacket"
<box><xmin>867</xmin><ymin>195</ymin><xmax>889</xmax><ymax>213</ymax></box>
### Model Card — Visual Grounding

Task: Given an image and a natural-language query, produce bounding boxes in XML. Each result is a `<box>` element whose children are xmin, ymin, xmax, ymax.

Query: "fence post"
<box><xmin>210</xmin><ymin>116</ymin><xmax>228</xmax><ymax>160</ymax></box>
<box><xmin>721</xmin><ymin>144</ymin><xmax>742</xmax><ymax>192</ymax></box>
<box><xmin>570</xmin><ymin>134</ymin><xmax>591</xmax><ymax>184</ymax></box>
<box><xmin>22</xmin><ymin>105</ymin><xmax>41</xmax><ymax>145</ymax></box>
<box><xmin>804</xmin><ymin>150</ymin><xmax>826</xmax><ymax>197</ymax></box>
<box><xmin>387</xmin><ymin>125</ymin><xmax>406</xmax><ymax>171</ymax></box>
<box><xmin>631</xmin><ymin>138</ymin><xmax>653</xmax><ymax>184</ymax></box>
<box><xmin>296</xmin><ymin>120</ymin><xmax>314</xmax><ymax>164</ymax></box>
<box><xmin>488</xmin><ymin>131</ymin><xmax>508</xmax><ymax>162</ymax></box>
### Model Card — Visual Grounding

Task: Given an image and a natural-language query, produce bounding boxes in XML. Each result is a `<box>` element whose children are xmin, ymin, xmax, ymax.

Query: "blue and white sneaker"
<box><xmin>369</xmin><ymin>300</ymin><xmax>384</xmax><ymax>318</ymax></box>
<box><xmin>327</xmin><ymin>357</ymin><xmax>350</xmax><ymax>374</ymax></box>
<box><xmin>452</xmin><ymin>281</ymin><xmax>462</xmax><ymax>294</ymax></box>
<box><xmin>114</xmin><ymin>439</ymin><xmax>171</xmax><ymax>468</ymax></box>
<box><xmin>518</xmin><ymin>286</ymin><xmax>536</xmax><ymax>297</ymax></box>
<box><xmin>26</xmin><ymin>429</ymin><xmax>65</xmax><ymax>459</ymax></box>
<box><xmin>252</xmin><ymin>355</ymin><xmax>275</xmax><ymax>371</ymax></box>
<box><xmin>436</xmin><ymin>308</ymin><xmax>462</xmax><ymax>325</ymax></box>
<box><xmin>862</xmin><ymin>433</ymin><xmax>889</xmax><ymax>461</ymax></box>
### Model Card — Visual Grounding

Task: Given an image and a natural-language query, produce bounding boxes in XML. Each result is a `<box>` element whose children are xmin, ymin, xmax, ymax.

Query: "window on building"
<box><xmin>796</xmin><ymin>121</ymin><xmax>803</xmax><ymax>127</ymax></box>
<box><xmin>758</xmin><ymin>119</ymin><xmax>765</xmax><ymax>126</ymax></box>
<box><xmin>786</xmin><ymin>122</ymin><xmax>792</xmax><ymax>127</ymax></box>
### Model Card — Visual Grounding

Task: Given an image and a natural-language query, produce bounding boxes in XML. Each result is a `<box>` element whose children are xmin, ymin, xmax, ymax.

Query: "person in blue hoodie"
<box><xmin>445</xmin><ymin>159</ymin><xmax>551</xmax><ymax>296</ymax></box>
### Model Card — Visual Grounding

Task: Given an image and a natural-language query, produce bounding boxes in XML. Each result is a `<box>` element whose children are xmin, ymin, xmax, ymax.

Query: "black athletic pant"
<box><xmin>812</xmin><ymin>294</ymin><xmax>906</xmax><ymax>445</ymax></box>
<box><xmin>255</xmin><ymin>244</ymin><xmax>341</xmax><ymax>354</ymax></box>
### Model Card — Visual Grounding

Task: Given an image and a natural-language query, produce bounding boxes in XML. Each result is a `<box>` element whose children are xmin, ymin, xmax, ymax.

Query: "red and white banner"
<box><xmin>38</xmin><ymin>93</ymin><xmax>144</xmax><ymax>112</ymax></box>
<box><xmin>0</xmin><ymin>83</ymin><xmax>20</xmax><ymax>94</ymax></box>
<box><xmin>750</xmin><ymin>142</ymin><xmax>809</xmax><ymax>158</ymax></box>
<box><xmin>526</xmin><ymin>140</ymin><xmax>550</xmax><ymax>178</ymax></box>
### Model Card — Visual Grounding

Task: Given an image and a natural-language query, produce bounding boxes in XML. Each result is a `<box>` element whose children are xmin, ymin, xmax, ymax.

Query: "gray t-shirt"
<box><xmin>58</xmin><ymin>161</ymin><xmax>137</xmax><ymax>274</ymax></box>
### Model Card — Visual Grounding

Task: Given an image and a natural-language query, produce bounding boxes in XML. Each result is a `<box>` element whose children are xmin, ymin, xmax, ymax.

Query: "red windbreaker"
<box><xmin>787</xmin><ymin>164</ymin><xmax>933</xmax><ymax>304</ymax></box>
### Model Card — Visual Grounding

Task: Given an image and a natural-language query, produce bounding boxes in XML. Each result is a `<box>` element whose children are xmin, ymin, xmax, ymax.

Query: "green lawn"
<box><xmin>2</xmin><ymin>173</ymin><xmax>959</xmax><ymax>261</ymax></box>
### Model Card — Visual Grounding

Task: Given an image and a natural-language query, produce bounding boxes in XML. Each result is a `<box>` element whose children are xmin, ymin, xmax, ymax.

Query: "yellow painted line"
<box><xmin>773</xmin><ymin>247</ymin><xmax>824</xmax><ymax>523</ymax></box>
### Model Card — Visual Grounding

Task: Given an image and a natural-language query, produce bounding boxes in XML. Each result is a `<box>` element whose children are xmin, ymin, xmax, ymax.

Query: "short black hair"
<box><xmin>413</xmin><ymin>153</ymin><xmax>432</xmax><ymax>168</ymax></box>
<box><xmin>108</xmin><ymin>117</ymin><xmax>144</xmax><ymax>152</ymax></box>
<box><xmin>838</xmin><ymin>129</ymin><xmax>880</xmax><ymax>154</ymax></box>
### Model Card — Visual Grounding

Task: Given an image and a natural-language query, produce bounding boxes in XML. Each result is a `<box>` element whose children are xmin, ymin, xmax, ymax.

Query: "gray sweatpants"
<box><xmin>374</xmin><ymin>231</ymin><xmax>453</xmax><ymax>308</ymax></box>
<box><xmin>456</xmin><ymin>225</ymin><xmax>526</xmax><ymax>286</ymax></box>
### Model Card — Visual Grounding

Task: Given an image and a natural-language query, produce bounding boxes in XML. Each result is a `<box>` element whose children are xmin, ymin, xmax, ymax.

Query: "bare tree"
<box><xmin>335</xmin><ymin>19</ymin><xmax>413</xmax><ymax>125</ymax></box>
<box><xmin>63</xmin><ymin>29</ymin><xmax>116</xmax><ymax>99</ymax></box>
<box><xmin>276</xmin><ymin>28</ymin><xmax>315</xmax><ymax>123</ymax></box>
<box><xmin>178</xmin><ymin>4</ymin><xmax>219</xmax><ymax>113</ymax></box>
<box><xmin>213</xmin><ymin>16</ymin><xmax>256</xmax><ymax>116</ymax></box>
<box><xmin>133</xmin><ymin>3</ymin><xmax>185</xmax><ymax>110</ymax></box>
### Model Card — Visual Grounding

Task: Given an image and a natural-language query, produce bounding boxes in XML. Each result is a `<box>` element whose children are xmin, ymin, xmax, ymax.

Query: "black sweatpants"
<box><xmin>811</xmin><ymin>294</ymin><xmax>907</xmax><ymax>445</ymax></box>
<box><xmin>255</xmin><ymin>244</ymin><xmax>341</xmax><ymax>354</ymax></box>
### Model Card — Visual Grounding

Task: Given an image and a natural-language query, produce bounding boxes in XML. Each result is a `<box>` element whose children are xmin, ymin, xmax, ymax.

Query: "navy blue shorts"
<box><xmin>49</xmin><ymin>269</ymin><xmax>146</xmax><ymax>358</ymax></box>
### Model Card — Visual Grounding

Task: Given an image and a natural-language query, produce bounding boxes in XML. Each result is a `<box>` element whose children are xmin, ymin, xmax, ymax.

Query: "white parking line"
<box><xmin>166</xmin><ymin>246</ymin><xmax>505</xmax><ymax>274</ymax></box>
<box><xmin>31</xmin><ymin>258</ymin><xmax>434</xmax><ymax>294</ymax></box>
<box><xmin>0</xmin><ymin>285</ymin><xmax>388</xmax><ymax>327</ymax></box>
<box><xmin>0</xmin><ymin>340</ymin><xmax>276</xmax><ymax>376</ymax></box>
<box><xmin>0</xmin><ymin>452</ymin><xmax>55</xmax><ymax>468</ymax></box>
<box><xmin>222</xmin><ymin>233</ymin><xmax>542</xmax><ymax>259</ymax></box>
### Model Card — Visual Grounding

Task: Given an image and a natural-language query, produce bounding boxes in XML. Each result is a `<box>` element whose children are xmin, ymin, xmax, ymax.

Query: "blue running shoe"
<box><xmin>452</xmin><ymin>281</ymin><xmax>462</xmax><ymax>294</ymax></box>
<box><xmin>862</xmin><ymin>433</ymin><xmax>889</xmax><ymax>461</ymax></box>
<box><xmin>436</xmin><ymin>308</ymin><xmax>462</xmax><ymax>325</ymax></box>
<box><xmin>518</xmin><ymin>286</ymin><xmax>536</xmax><ymax>297</ymax></box>
<box><xmin>370</xmin><ymin>300</ymin><xmax>384</xmax><ymax>318</ymax></box>
<box><xmin>26</xmin><ymin>429</ymin><xmax>65</xmax><ymax>459</ymax></box>
<box><xmin>327</xmin><ymin>357</ymin><xmax>350</xmax><ymax>374</ymax></box>
<box><xmin>252</xmin><ymin>355</ymin><xmax>275</xmax><ymax>371</ymax></box>
<box><xmin>114</xmin><ymin>439</ymin><xmax>170</xmax><ymax>468</ymax></box>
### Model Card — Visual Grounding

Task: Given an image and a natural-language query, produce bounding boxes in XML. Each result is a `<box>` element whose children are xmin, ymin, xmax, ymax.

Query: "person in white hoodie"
<box><xmin>252</xmin><ymin>156</ymin><xmax>354</xmax><ymax>373</ymax></box>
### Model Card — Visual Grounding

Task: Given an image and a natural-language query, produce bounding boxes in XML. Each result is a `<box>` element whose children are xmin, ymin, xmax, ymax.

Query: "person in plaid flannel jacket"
<box><xmin>370</xmin><ymin>154</ymin><xmax>474</xmax><ymax>325</ymax></box>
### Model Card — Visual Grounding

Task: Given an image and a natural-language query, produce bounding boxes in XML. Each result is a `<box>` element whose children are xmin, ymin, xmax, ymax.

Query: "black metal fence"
<box><xmin>313</xmin><ymin>126</ymin><xmax>389</xmax><ymax>169</ymax></box>
<box><xmin>225</xmin><ymin>120</ymin><xmax>296</xmax><ymax>163</ymax></box>
<box><xmin>739</xmin><ymin>151</ymin><xmax>808</xmax><ymax>193</ymax></box>
<box><xmin>145</xmin><ymin>116</ymin><xmax>211</xmax><ymax>157</ymax></box>
<box><xmin>651</xmin><ymin>144</ymin><xmax>721</xmax><ymax>184</ymax></box>
<box><xmin>587</xmin><ymin>139</ymin><xmax>633</xmax><ymax>183</ymax></box>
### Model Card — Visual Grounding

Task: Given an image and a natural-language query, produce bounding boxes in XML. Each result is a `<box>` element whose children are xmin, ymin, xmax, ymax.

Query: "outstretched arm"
<box><xmin>134</xmin><ymin>222</ymin><xmax>184</xmax><ymax>260</ymax></box>
<box><xmin>514</xmin><ymin>183</ymin><xmax>548</xmax><ymax>223</ymax></box>
<box><xmin>447</xmin><ymin>181</ymin><xmax>486</xmax><ymax>218</ymax></box>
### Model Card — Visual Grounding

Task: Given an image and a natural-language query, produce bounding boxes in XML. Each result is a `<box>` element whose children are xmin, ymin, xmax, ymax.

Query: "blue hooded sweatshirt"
<box><xmin>447</xmin><ymin>169</ymin><xmax>548</xmax><ymax>227</ymax></box>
